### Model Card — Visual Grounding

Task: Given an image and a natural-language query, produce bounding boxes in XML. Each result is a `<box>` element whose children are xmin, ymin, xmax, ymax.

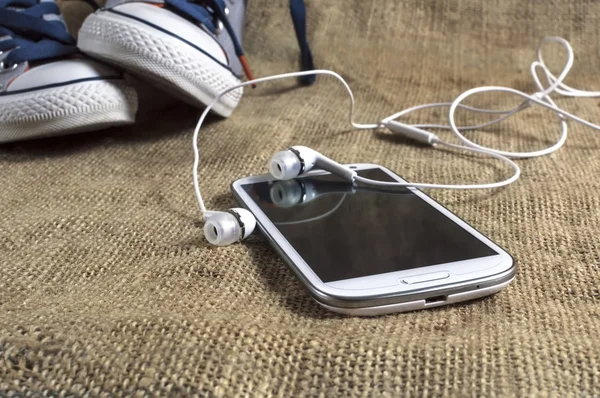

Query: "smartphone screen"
<box><xmin>241</xmin><ymin>168</ymin><xmax>498</xmax><ymax>283</ymax></box>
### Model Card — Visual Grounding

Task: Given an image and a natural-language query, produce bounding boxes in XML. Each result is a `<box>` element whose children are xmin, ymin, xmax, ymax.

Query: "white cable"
<box><xmin>192</xmin><ymin>70</ymin><xmax>377</xmax><ymax>218</ymax></box>
<box><xmin>536</xmin><ymin>36</ymin><xmax>600</xmax><ymax>98</ymax></box>
<box><xmin>387</xmin><ymin>37</ymin><xmax>600</xmax><ymax>159</ymax></box>
<box><xmin>446</xmin><ymin>85</ymin><xmax>570</xmax><ymax>158</ymax></box>
<box><xmin>355</xmin><ymin>139</ymin><xmax>521</xmax><ymax>190</ymax></box>
<box><xmin>388</xmin><ymin>102</ymin><xmax>531</xmax><ymax>132</ymax></box>
<box><xmin>192</xmin><ymin>71</ymin><xmax>518</xmax><ymax>217</ymax></box>
<box><xmin>193</xmin><ymin>37</ymin><xmax>600</xmax><ymax>215</ymax></box>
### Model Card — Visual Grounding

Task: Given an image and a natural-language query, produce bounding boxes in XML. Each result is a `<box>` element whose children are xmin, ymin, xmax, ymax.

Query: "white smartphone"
<box><xmin>231</xmin><ymin>164</ymin><xmax>516</xmax><ymax>316</ymax></box>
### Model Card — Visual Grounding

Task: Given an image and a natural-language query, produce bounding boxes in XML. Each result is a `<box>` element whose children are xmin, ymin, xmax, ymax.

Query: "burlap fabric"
<box><xmin>1</xmin><ymin>0</ymin><xmax>599</xmax><ymax>396</ymax></box>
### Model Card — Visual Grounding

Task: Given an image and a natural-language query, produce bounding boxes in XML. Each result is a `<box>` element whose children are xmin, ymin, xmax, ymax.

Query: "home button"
<box><xmin>401</xmin><ymin>272</ymin><xmax>450</xmax><ymax>284</ymax></box>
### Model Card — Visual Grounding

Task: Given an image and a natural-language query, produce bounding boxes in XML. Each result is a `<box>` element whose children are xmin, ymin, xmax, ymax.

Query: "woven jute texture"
<box><xmin>2</xmin><ymin>0</ymin><xmax>600</xmax><ymax>396</ymax></box>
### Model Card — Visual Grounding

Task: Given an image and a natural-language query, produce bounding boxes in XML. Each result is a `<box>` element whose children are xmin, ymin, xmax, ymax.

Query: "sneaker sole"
<box><xmin>0</xmin><ymin>79</ymin><xmax>137</xmax><ymax>143</ymax></box>
<box><xmin>78</xmin><ymin>10</ymin><xmax>243</xmax><ymax>117</ymax></box>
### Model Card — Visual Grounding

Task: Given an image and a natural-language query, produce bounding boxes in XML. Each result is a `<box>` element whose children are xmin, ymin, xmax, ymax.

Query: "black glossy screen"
<box><xmin>242</xmin><ymin>168</ymin><xmax>497</xmax><ymax>283</ymax></box>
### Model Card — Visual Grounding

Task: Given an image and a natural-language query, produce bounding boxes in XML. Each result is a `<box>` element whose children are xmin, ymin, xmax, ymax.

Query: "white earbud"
<box><xmin>269</xmin><ymin>145</ymin><xmax>356</xmax><ymax>181</ymax></box>
<box><xmin>203</xmin><ymin>208</ymin><xmax>256</xmax><ymax>246</ymax></box>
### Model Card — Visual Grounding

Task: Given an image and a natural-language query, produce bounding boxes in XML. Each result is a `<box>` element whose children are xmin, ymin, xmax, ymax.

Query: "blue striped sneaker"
<box><xmin>77</xmin><ymin>0</ymin><xmax>315</xmax><ymax>117</ymax></box>
<box><xmin>0</xmin><ymin>0</ymin><xmax>138</xmax><ymax>143</ymax></box>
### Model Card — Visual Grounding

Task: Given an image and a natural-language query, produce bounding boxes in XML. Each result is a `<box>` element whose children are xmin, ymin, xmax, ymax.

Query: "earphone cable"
<box><xmin>193</xmin><ymin>37</ymin><xmax>600</xmax><ymax>215</ymax></box>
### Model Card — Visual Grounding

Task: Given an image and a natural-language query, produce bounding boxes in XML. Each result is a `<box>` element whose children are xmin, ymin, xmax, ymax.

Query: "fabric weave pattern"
<box><xmin>1</xmin><ymin>0</ymin><xmax>599</xmax><ymax>396</ymax></box>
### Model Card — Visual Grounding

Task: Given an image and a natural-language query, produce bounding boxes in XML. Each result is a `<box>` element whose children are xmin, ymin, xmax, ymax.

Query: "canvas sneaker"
<box><xmin>77</xmin><ymin>0</ymin><xmax>315</xmax><ymax>117</ymax></box>
<box><xmin>0</xmin><ymin>0</ymin><xmax>138</xmax><ymax>143</ymax></box>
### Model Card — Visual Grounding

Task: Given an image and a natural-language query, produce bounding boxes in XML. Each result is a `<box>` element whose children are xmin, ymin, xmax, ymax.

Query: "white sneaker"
<box><xmin>0</xmin><ymin>0</ymin><xmax>138</xmax><ymax>143</ymax></box>
<box><xmin>78</xmin><ymin>0</ymin><xmax>316</xmax><ymax>117</ymax></box>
